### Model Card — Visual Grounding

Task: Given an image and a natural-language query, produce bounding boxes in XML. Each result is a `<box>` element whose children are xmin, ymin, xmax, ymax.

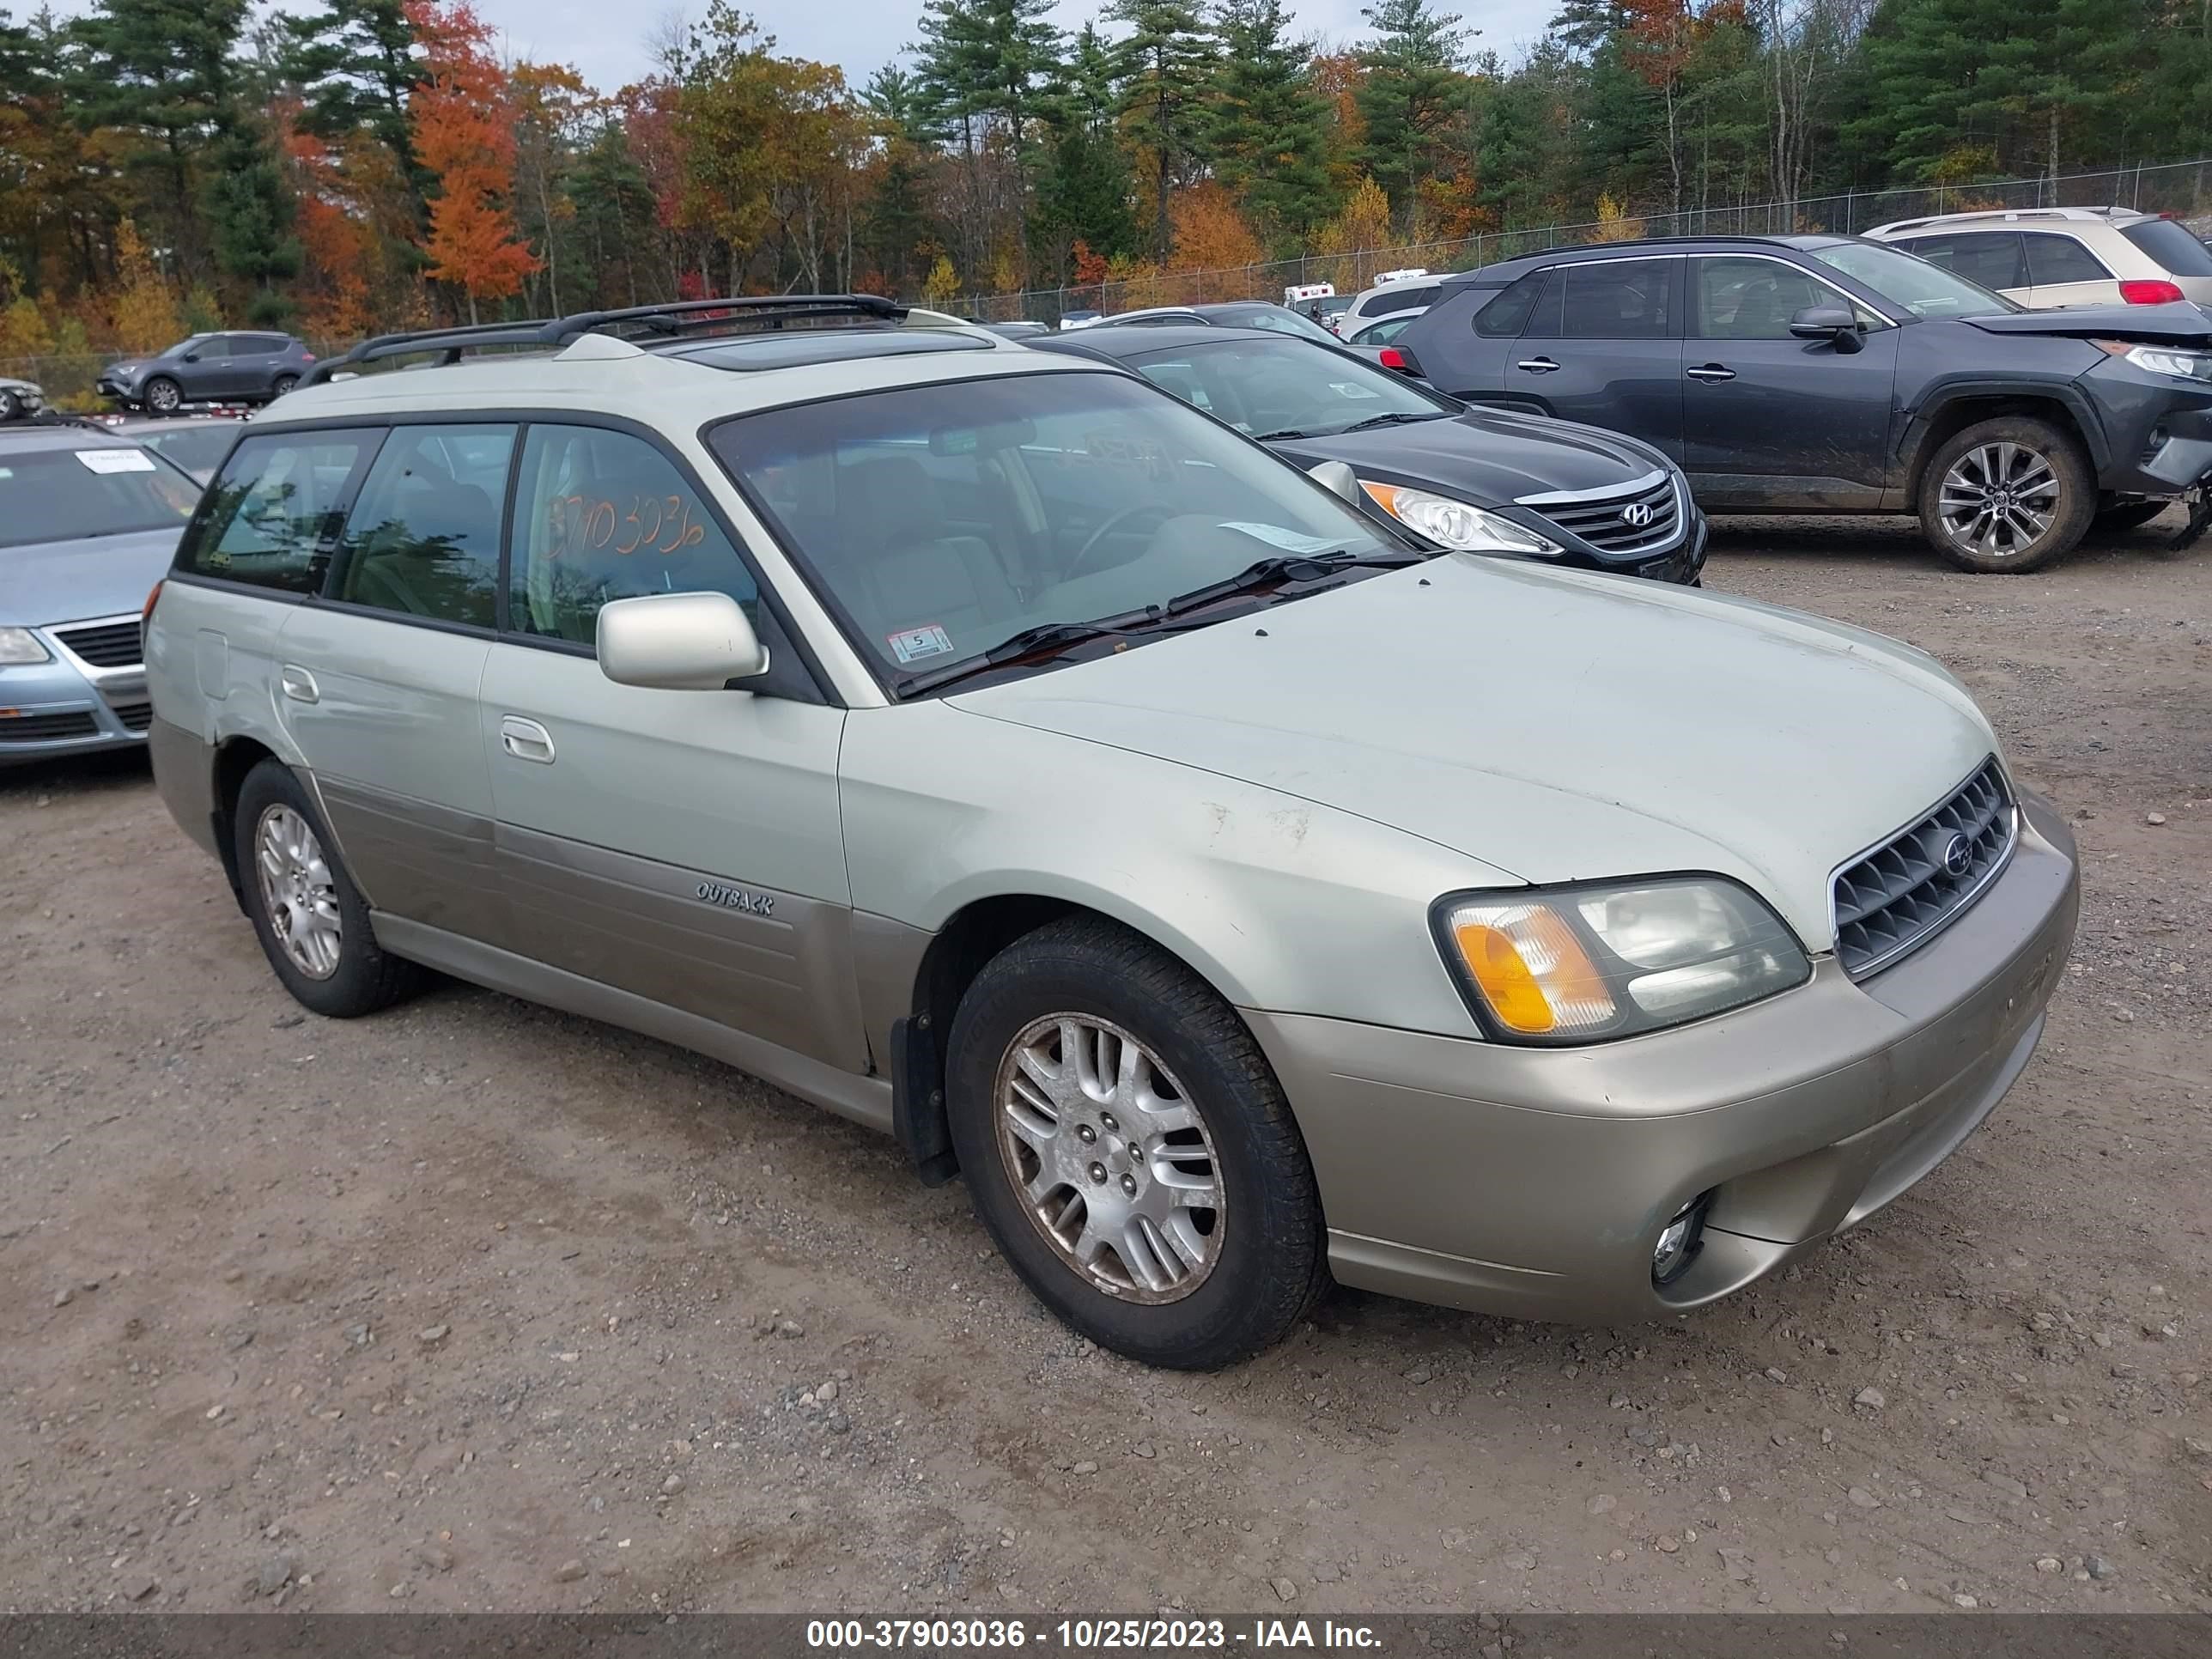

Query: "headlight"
<box><xmin>1433</xmin><ymin>877</ymin><xmax>1809</xmax><ymax>1044</ymax></box>
<box><xmin>2106</xmin><ymin>342</ymin><xmax>2212</xmax><ymax>383</ymax></box>
<box><xmin>1360</xmin><ymin>480</ymin><xmax>1561</xmax><ymax>556</ymax></box>
<box><xmin>0</xmin><ymin>626</ymin><xmax>52</xmax><ymax>665</ymax></box>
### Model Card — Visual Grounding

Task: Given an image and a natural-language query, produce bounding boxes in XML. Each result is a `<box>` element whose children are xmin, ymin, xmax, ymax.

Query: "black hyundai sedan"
<box><xmin>1029</xmin><ymin>325</ymin><xmax>1706</xmax><ymax>583</ymax></box>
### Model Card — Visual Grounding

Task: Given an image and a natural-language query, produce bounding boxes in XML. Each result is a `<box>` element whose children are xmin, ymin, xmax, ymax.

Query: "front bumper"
<box><xmin>1248</xmin><ymin>793</ymin><xmax>2079</xmax><ymax>1324</ymax></box>
<box><xmin>0</xmin><ymin>627</ymin><xmax>153</xmax><ymax>764</ymax></box>
<box><xmin>2081</xmin><ymin>356</ymin><xmax>2212</xmax><ymax>501</ymax></box>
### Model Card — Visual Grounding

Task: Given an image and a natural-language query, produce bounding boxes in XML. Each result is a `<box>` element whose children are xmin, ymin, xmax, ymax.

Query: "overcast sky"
<box><xmin>40</xmin><ymin>0</ymin><xmax>1563</xmax><ymax>93</ymax></box>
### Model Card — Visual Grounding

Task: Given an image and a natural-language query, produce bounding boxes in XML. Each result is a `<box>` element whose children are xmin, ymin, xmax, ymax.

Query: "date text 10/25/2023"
<box><xmin>804</xmin><ymin>1619</ymin><xmax>1386</xmax><ymax>1651</ymax></box>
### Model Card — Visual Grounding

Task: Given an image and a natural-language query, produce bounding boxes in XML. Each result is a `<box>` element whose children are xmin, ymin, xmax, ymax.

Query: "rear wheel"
<box><xmin>1917</xmin><ymin>416</ymin><xmax>2094</xmax><ymax>574</ymax></box>
<box><xmin>2094</xmin><ymin>498</ymin><xmax>2168</xmax><ymax>534</ymax></box>
<box><xmin>0</xmin><ymin>389</ymin><xmax>17</xmax><ymax>423</ymax></box>
<box><xmin>270</xmin><ymin>374</ymin><xmax>299</xmax><ymax>398</ymax></box>
<box><xmin>234</xmin><ymin>760</ymin><xmax>423</xmax><ymax>1018</ymax></box>
<box><xmin>143</xmin><ymin>375</ymin><xmax>181</xmax><ymax>415</ymax></box>
<box><xmin>945</xmin><ymin>916</ymin><xmax>1326</xmax><ymax>1370</ymax></box>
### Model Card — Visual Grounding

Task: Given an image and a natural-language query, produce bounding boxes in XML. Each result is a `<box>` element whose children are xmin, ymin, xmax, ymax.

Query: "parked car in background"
<box><xmin>1090</xmin><ymin>301</ymin><xmax>1402</xmax><ymax>367</ymax></box>
<box><xmin>1058</xmin><ymin>310</ymin><xmax>1103</xmax><ymax>331</ymax></box>
<box><xmin>1347</xmin><ymin>315</ymin><xmax>1418</xmax><ymax>348</ymax></box>
<box><xmin>110</xmin><ymin>412</ymin><xmax>246</xmax><ymax>483</ymax></box>
<box><xmin>144</xmin><ymin>295</ymin><xmax>2077</xmax><ymax>1370</ymax></box>
<box><xmin>1400</xmin><ymin>234</ymin><xmax>2212</xmax><ymax>571</ymax></box>
<box><xmin>1</xmin><ymin>374</ymin><xmax>44</xmax><ymax>422</ymax></box>
<box><xmin>97</xmin><ymin>332</ymin><xmax>318</xmax><ymax>414</ymax></box>
<box><xmin>1283</xmin><ymin>281</ymin><xmax>1335</xmax><ymax>309</ymax></box>
<box><xmin>1033</xmin><ymin>324</ymin><xmax>1705</xmax><ymax>584</ymax></box>
<box><xmin>985</xmin><ymin>321</ymin><xmax>1052</xmax><ymax>340</ymax></box>
<box><xmin>1335</xmin><ymin>271</ymin><xmax>1444</xmax><ymax>340</ymax></box>
<box><xmin>1864</xmin><ymin>207</ymin><xmax>2212</xmax><ymax>309</ymax></box>
<box><xmin>0</xmin><ymin>423</ymin><xmax>199</xmax><ymax>763</ymax></box>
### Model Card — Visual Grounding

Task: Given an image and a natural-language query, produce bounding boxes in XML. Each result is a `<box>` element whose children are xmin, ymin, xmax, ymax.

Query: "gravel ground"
<box><xmin>3</xmin><ymin>512</ymin><xmax>2208</xmax><ymax>1617</ymax></box>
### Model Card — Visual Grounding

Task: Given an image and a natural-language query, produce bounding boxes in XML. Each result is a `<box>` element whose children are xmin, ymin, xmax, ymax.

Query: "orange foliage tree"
<box><xmin>404</xmin><ymin>0</ymin><xmax>538</xmax><ymax>323</ymax></box>
<box><xmin>1167</xmin><ymin>184</ymin><xmax>1266</xmax><ymax>296</ymax></box>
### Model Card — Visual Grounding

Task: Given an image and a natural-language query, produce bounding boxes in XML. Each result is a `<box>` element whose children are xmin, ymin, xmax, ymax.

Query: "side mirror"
<box><xmin>597</xmin><ymin>591</ymin><xmax>769</xmax><ymax>690</ymax></box>
<box><xmin>1789</xmin><ymin>305</ymin><xmax>1864</xmax><ymax>353</ymax></box>
<box><xmin>1307</xmin><ymin>459</ymin><xmax>1363</xmax><ymax>504</ymax></box>
<box><xmin>182</xmin><ymin>352</ymin><xmax>201</xmax><ymax>363</ymax></box>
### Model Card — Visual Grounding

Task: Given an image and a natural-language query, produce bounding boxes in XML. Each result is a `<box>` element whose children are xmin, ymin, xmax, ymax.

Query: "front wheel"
<box><xmin>270</xmin><ymin>374</ymin><xmax>299</xmax><ymax>398</ymax></box>
<box><xmin>0</xmin><ymin>389</ymin><xmax>17</xmax><ymax>423</ymax></box>
<box><xmin>945</xmin><ymin>916</ymin><xmax>1326</xmax><ymax>1369</ymax></box>
<box><xmin>1916</xmin><ymin>416</ymin><xmax>2094</xmax><ymax>574</ymax></box>
<box><xmin>143</xmin><ymin>375</ymin><xmax>181</xmax><ymax>415</ymax></box>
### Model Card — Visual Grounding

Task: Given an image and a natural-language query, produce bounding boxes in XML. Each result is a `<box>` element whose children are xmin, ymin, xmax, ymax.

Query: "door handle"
<box><xmin>499</xmin><ymin>715</ymin><xmax>556</xmax><ymax>764</ymax></box>
<box><xmin>1686</xmin><ymin>364</ymin><xmax>1737</xmax><ymax>382</ymax></box>
<box><xmin>278</xmin><ymin>665</ymin><xmax>319</xmax><ymax>704</ymax></box>
<box><xmin>1516</xmin><ymin>356</ymin><xmax>1561</xmax><ymax>374</ymax></box>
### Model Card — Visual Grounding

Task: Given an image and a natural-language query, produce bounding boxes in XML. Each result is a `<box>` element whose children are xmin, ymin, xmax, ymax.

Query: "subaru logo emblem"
<box><xmin>1620</xmin><ymin>501</ymin><xmax>1654</xmax><ymax>528</ymax></box>
<box><xmin>1942</xmin><ymin>833</ymin><xmax>1973</xmax><ymax>878</ymax></box>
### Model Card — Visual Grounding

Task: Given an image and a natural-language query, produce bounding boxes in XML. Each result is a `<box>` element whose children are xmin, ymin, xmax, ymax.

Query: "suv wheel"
<box><xmin>234</xmin><ymin>760</ymin><xmax>423</xmax><ymax>1018</ymax></box>
<box><xmin>1917</xmin><ymin>416</ymin><xmax>2093</xmax><ymax>574</ymax></box>
<box><xmin>143</xmin><ymin>375</ymin><xmax>181</xmax><ymax>415</ymax></box>
<box><xmin>945</xmin><ymin>916</ymin><xmax>1326</xmax><ymax>1369</ymax></box>
<box><xmin>270</xmin><ymin>374</ymin><xmax>299</xmax><ymax>398</ymax></box>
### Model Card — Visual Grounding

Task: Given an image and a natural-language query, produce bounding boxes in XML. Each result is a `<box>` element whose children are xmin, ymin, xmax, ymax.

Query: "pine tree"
<box><xmin>1109</xmin><ymin>0</ymin><xmax>1214</xmax><ymax>260</ymax></box>
<box><xmin>205</xmin><ymin>116</ymin><xmax>302</xmax><ymax>324</ymax></box>
<box><xmin>913</xmin><ymin>0</ymin><xmax>1066</xmax><ymax>283</ymax></box>
<box><xmin>1209</xmin><ymin>0</ymin><xmax>1334</xmax><ymax>245</ymax></box>
<box><xmin>1355</xmin><ymin>0</ymin><xmax>1473</xmax><ymax>228</ymax></box>
<box><xmin>1036</xmin><ymin>24</ymin><xmax>1136</xmax><ymax>271</ymax></box>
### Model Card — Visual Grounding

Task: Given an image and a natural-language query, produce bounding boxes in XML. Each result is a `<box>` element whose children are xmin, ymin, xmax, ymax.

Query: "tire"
<box><xmin>1916</xmin><ymin>416</ymin><xmax>2094</xmax><ymax>574</ymax></box>
<box><xmin>270</xmin><ymin>374</ymin><xmax>298</xmax><ymax>399</ymax></box>
<box><xmin>0</xmin><ymin>390</ymin><xmax>18</xmax><ymax>423</ymax></box>
<box><xmin>945</xmin><ymin>916</ymin><xmax>1326</xmax><ymax>1369</ymax></box>
<box><xmin>143</xmin><ymin>375</ymin><xmax>181</xmax><ymax>415</ymax></box>
<box><xmin>233</xmin><ymin>760</ymin><xmax>423</xmax><ymax>1018</ymax></box>
<box><xmin>2094</xmin><ymin>498</ymin><xmax>2168</xmax><ymax>534</ymax></box>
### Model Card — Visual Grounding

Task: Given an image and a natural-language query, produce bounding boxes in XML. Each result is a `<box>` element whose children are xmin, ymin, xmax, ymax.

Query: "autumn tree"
<box><xmin>1168</xmin><ymin>182</ymin><xmax>1265</xmax><ymax>289</ymax></box>
<box><xmin>1110</xmin><ymin>0</ymin><xmax>1214</xmax><ymax>261</ymax></box>
<box><xmin>404</xmin><ymin>0</ymin><xmax>537</xmax><ymax>323</ymax></box>
<box><xmin>109</xmin><ymin>217</ymin><xmax>182</xmax><ymax>349</ymax></box>
<box><xmin>1035</xmin><ymin>24</ymin><xmax>1136</xmax><ymax>279</ymax></box>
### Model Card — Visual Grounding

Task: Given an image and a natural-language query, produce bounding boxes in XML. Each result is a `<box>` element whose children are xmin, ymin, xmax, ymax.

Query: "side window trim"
<box><xmin>1689</xmin><ymin>253</ymin><xmax>1883</xmax><ymax>339</ymax></box>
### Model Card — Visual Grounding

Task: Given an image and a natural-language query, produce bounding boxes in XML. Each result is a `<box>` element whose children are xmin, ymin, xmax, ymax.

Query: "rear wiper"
<box><xmin>892</xmin><ymin>607</ymin><xmax>1169</xmax><ymax>697</ymax></box>
<box><xmin>1161</xmin><ymin>549</ymin><xmax>1421</xmax><ymax>617</ymax></box>
<box><xmin>1337</xmin><ymin>410</ymin><xmax>1450</xmax><ymax>434</ymax></box>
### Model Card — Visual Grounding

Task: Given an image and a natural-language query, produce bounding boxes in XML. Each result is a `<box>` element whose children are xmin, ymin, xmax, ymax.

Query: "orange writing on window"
<box><xmin>546</xmin><ymin>493</ymin><xmax>708</xmax><ymax>559</ymax></box>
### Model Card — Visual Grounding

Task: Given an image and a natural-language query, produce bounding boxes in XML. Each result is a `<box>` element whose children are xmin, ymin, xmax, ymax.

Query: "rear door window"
<box><xmin>2023</xmin><ymin>234</ymin><xmax>2111</xmax><ymax>286</ymax></box>
<box><xmin>1559</xmin><ymin>258</ymin><xmax>1677</xmax><ymax>338</ymax></box>
<box><xmin>331</xmin><ymin>424</ymin><xmax>517</xmax><ymax>628</ymax></box>
<box><xmin>177</xmin><ymin>428</ymin><xmax>380</xmax><ymax>594</ymax></box>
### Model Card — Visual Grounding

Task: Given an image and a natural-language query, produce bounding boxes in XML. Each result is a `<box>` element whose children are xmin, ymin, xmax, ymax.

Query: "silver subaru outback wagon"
<box><xmin>143</xmin><ymin>296</ymin><xmax>2079</xmax><ymax>1370</ymax></box>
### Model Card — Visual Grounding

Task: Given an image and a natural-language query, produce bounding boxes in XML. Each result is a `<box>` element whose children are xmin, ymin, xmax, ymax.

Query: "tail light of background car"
<box><xmin>2120</xmin><ymin>279</ymin><xmax>2185</xmax><ymax>305</ymax></box>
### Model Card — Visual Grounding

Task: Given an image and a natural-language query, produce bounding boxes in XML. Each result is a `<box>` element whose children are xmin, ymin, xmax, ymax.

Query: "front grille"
<box><xmin>1521</xmin><ymin>472</ymin><xmax>1681</xmax><ymax>555</ymax></box>
<box><xmin>1832</xmin><ymin>759</ymin><xmax>2015</xmax><ymax>978</ymax></box>
<box><xmin>111</xmin><ymin>701</ymin><xmax>154</xmax><ymax>732</ymax></box>
<box><xmin>0</xmin><ymin>710</ymin><xmax>100</xmax><ymax>743</ymax></box>
<box><xmin>53</xmin><ymin>619</ymin><xmax>143</xmax><ymax>668</ymax></box>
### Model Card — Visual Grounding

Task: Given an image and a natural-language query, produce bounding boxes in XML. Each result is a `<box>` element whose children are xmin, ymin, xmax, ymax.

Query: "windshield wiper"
<box><xmin>1253</xmin><ymin>425</ymin><xmax>1326</xmax><ymax>440</ymax></box>
<box><xmin>1337</xmin><ymin>410</ymin><xmax>1450</xmax><ymax>434</ymax></box>
<box><xmin>1160</xmin><ymin>550</ymin><xmax>1421</xmax><ymax>617</ymax></box>
<box><xmin>892</xmin><ymin>607</ymin><xmax>1173</xmax><ymax>698</ymax></box>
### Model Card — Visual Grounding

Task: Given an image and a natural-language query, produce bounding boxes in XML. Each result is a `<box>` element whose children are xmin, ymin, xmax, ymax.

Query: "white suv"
<box><xmin>1334</xmin><ymin>272</ymin><xmax>1445</xmax><ymax>337</ymax></box>
<box><xmin>1865</xmin><ymin>206</ymin><xmax>2212</xmax><ymax>309</ymax></box>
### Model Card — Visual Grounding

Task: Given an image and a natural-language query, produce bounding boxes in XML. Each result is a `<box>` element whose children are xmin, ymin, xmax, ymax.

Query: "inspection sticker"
<box><xmin>76</xmin><ymin>449</ymin><xmax>157</xmax><ymax>474</ymax></box>
<box><xmin>887</xmin><ymin>623</ymin><xmax>956</xmax><ymax>664</ymax></box>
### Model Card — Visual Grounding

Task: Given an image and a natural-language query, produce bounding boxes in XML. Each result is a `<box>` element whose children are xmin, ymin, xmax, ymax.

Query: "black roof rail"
<box><xmin>300</xmin><ymin>295</ymin><xmax>915</xmax><ymax>387</ymax></box>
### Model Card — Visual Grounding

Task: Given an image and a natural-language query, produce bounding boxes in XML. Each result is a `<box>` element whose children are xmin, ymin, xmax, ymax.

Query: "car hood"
<box><xmin>1</xmin><ymin>528</ymin><xmax>180</xmax><ymax>628</ymax></box>
<box><xmin>1270</xmin><ymin>409</ymin><xmax>1669</xmax><ymax>507</ymax></box>
<box><xmin>1963</xmin><ymin>301</ymin><xmax>2212</xmax><ymax>343</ymax></box>
<box><xmin>949</xmin><ymin>556</ymin><xmax>1996</xmax><ymax>951</ymax></box>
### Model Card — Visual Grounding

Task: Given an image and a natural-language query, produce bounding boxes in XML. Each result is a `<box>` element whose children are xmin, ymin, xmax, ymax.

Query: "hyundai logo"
<box><xmin>1620</xmin><ymin>501</ymin><xmax>1655</xmax><ymax>528</ymax></box>
<box><xmin>1942</xmin><ymin>833</ymin><xmax>1974</xmax><ymax>878</ymax></box>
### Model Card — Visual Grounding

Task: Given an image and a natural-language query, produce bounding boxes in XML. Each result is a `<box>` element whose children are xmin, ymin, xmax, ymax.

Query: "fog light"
<box><xmin>1653</xmin><ymin>1193</ymin><xmax>1712</xmax><ymax>1286</ymax></box>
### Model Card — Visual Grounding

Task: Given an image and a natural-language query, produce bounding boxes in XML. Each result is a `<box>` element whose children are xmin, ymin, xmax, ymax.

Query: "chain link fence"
<box><xmin>947</xmin><ymin>156</ymin><xmax>2212</xmax><ymax>326</ymax></box>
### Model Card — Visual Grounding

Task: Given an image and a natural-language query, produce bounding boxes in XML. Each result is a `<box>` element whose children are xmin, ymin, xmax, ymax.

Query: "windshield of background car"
<box><xmin>1130</xmin><ymin>337</ymin><xmax>1449</xmax><ymax>438</ymax></box>
<box><xmin>133</xmin><ymin>422</ymin><xmax>240</xmax><ymax>478</ymax></box>
<box><xmin>0</xmin><ymin>446</ymin><xmax>198</xmax><ymax>549</ymax></box>
<box><xmin>1229</xmin><ymin>307</ymin><xmax>1340</xmax><ymax>344</ymax></box>
<box><xmin>159</xmin><ymin>335</ymin><xmax>215</xmax><ymax>360</ymax></box>
<box><xmin>1810</xmin><ymin>242</ymin><xmax>2019</xmax><ymax>318</ymax></box>
<box><xmin>709</xmin><ymin>371</ymin><xmax>1401</xmax><ymax>679</ymax></box>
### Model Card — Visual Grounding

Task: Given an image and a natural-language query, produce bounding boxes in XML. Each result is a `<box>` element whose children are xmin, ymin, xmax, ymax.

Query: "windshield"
<box><xmin>1225</xmin><ymin>307</ymin><xmax>1340</xmax><ymax>344</ymax></box>
<box><xmin>710</xmin><ymin>371</ymin><xmax>1403</xmax><ymax>683</ymax></box>
<box><xmin>0</xmin><ymin>446</ymin><xmax>198</xmax><ymax>548</ymax></box>
<box><xmin>1128</xmin><ymin>337</ymin><xmax>1451</xmax><ymax>439</ymax></box>
<box><xmin>159</xmin><ymin>335</ymin><xmax>216</xmax><ymax>359</ymax></box>
<box><xmin>132</xmin><ymin>422</ymin><xmax>240</xmax><ymax>479</ymax></box>
<box><xmin>1811</xmin><ymin>242</ymin><xmax>2019</xmax><ymax>318</ymax></box>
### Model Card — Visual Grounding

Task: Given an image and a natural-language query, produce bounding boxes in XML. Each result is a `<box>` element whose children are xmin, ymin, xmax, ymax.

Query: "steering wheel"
<box><xmin>1065</xmin><ymin>501</ymin><xmax>1176</xmax><ymax>582</ymax></box>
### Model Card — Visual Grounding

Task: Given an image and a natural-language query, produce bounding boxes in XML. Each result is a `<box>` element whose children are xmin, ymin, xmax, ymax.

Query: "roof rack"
<box><xmin>301</xmin><ymin>295</ymin><xmax>914</xmax><ymax>386</ymax></box>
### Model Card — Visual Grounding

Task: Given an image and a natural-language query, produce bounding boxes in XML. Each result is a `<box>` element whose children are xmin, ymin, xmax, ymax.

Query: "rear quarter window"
<box><xmin>176</xmin><ymin>428</ymin><xmax>380</xmax><ymax>595</ymax></box>
<box><xmin>1472</xmin><ymin>274</ymin><xmax>1544</xmax><ymax>337</ymax></box>
<box><xmin>2120</xmin><ymin>216</ymin><xmax>2212</xmax><ymax>277</ymax></box>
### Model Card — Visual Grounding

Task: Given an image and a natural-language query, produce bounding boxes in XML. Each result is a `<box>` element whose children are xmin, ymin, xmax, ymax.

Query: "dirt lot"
<box><xmin>3</xmin><ymin>514</ymin><xmax>2209</xmax><ymax>1619</ymax></box>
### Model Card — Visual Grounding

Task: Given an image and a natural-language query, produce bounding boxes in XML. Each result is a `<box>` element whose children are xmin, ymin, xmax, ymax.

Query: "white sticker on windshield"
<box><xmin>887</xmin><ymin>623</ymin><xmax>956</xmax><ymax>664</ymax></box>
<box><xmin>1329</xmin><ymin>381</ymin><xmax>1382</xmax><ymax>399</ymax></box>
<box><xmin>1217</xmin><ymin>522</ymin><xmax>1346</xmax><ymax>555</ymax></box>
<box><xmin>77</xmin><ymin>449</ymin><xmax>157</xmax><ymax>475</ymax></box>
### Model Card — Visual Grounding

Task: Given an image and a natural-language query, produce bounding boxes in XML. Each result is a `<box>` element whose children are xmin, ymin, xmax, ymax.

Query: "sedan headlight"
<box><xmin>2105</xmin><ymin>342</ymin><xmax>2212</xmax><ymax>383</ymax></box>
<box><xmin>0</xmin><ymin>626</ymin><xmax>52</xmax><ymax>665</ymax></box>
<box><xmin>1360</xmin><ymin>480</ymin><xmax>1561</xmax><ymax>556</ymax></box>
<box><xmin>1434</xmin><ymin>877</ymin><xmax>1809</xmax><ymax>1044</ymax></box>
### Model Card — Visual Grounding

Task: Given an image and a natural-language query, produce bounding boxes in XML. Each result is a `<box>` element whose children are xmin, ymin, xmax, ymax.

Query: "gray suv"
<box><xmin>99</xmin><ymin>331</ymin><xmax>319</xmax><ymax>414</ymax></box>
<box><xmin>143</xmin><ymin>297</ymin><xmax>2077</xmax><ymax>1368</ymax></box>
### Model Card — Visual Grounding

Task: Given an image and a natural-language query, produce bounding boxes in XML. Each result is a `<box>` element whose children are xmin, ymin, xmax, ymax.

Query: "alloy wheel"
<box><xmin>145</xmin><ymin>379</ymin><xmax>179</xmax><ymax>413</ymax></box>
<box><xmin>1938</xmin><ymin>441</ymin><xmax>2060</xmax><ymax>561</ymax></box>
<box><xmin>254</xmin><ymin>805</ymin><xmax>343</xmax><ymax>980</ymax></box>
<box><xmin>994</xmin><ymin>1013</ymin><xmax>1224</xmax><ymax>1304</ymax></box>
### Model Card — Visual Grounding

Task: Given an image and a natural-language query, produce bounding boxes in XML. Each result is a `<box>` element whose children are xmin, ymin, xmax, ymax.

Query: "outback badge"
<box><xmin>696</xmin><ymin>880</ymin><xmax>775</xmax><ymax>917</ymax></box>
